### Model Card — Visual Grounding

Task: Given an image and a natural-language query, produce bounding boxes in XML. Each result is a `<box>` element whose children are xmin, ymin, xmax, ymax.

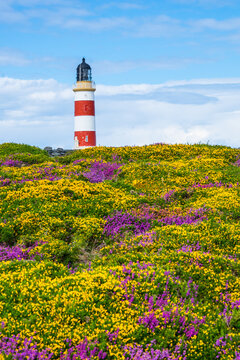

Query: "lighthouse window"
<box><xmin>82</xmin><ymin>68</ymin><xmax>89</xmax><ymax>81</ymax></box>
<box><xmin>85</xmin><ymin>135</ymin><xmax>88</xmax><ymax>142</ymax></box>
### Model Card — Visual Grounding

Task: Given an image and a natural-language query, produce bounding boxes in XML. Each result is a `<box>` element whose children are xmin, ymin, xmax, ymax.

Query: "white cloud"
<box><xmin>93</xmin><ymin>58</ymin><xmax>201</xmax><ymax>76</ymax></box>
<box><xmin>0</xmin><ymin>77</ymin><xmax>73</xmax><ymax>148</ymax></box>
<box><xmin>101</xmin><ymin>2</ymin><xmax>145</xmax><ymax>10</ymax></box>
<box><xmin>1</xmin><ymin>76</ymin><xmax>240</xmax><ymax>149</ymax></box>
<box><xmin>0</xmin><ymin>49</ymin><xmax>30</xmax><ymax>66</ymax></box>
<box><xmin>97</xmin><ymin>77</ymin><xmax>240</xmax><ymax>95</ymax></box>
<box><xmin>94</xmin><ymin>80</ymin><xmax>240</xmax><ymax>147</ymax></box>
<box><xmin>133</xmin><ymin>15</ymin><xmax>184</xmax><ymax>38</ymax></box>
<box><xmin>0</xmin><ymin>2</ymin><xmax>183</xmax><ymax>37</ymax></box>
<box><xmin>61</xmin><ymin>16</ymin><xmax>133</xmax><ymax>31</ymax></box>
<box><xmin>0</xmin><ymin>2</ymin><xmax>26</xmax><ymax>23</ymax></box>
<box><xmin>0</xmin><ymin>0</ymin><xmax>91</xmax><ymax>27</ymax></box>
<box><xmin>26</xmin><ymin>6</ymin><xmax>91</xmax><ymax>27</ymax></box>
<box><xmin>0</xmin><ymin>48</ymin><xmax>66</xmax><ymax>73</ymax></box>
<box><xmin>191</xmin><ymin>17</ymin><xmax>240</xmax><ymax>31</ymax></box>
<box><xmin>15</xmin><ymin>0</ymin><xmax>66</xmax><ymax>5</ymax></box>
<box><xmin>1</xmin><ymin>0</ymin><xmax>240</xmax><ymax>42</ymax></box>
<box><xmin>172</xmin><ymin>0</ymin><xmax>234</xmax><ymax>6</ymax></box>
<box><xmin>0</xmin><ymin>0</ymin><xmax>132</xmax><ymax>33</ymax></box>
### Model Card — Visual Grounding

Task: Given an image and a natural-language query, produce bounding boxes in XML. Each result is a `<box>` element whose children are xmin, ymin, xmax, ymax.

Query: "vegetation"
<box><xmin>0</xmin><ymin>142</ymin><xmax>239</xmax><ymax>359</ymax></box>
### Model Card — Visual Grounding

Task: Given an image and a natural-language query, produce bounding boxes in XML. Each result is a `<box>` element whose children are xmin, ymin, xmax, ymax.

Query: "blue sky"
<box><xmin>1</xmin><ymin>0</ymin><xmax>240</xmax><ymax>148</ymax></box>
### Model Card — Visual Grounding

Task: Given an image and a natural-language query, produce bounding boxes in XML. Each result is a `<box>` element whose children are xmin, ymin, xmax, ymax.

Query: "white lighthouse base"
<box><xmin>74</xmin><ymin>136</ymin><xmax>95</xmax><ymax>150</ymax></box>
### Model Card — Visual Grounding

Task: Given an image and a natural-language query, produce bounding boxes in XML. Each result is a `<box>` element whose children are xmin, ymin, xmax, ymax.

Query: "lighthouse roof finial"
<box><xmin>80</xmin><ymin>57</ymin><xmax>91</xmax><ymax>69</ymax></box>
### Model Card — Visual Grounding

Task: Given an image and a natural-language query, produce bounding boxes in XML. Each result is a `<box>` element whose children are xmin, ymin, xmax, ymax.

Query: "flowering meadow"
<box><xmin>0</xmin><ymin>142</ymin><xmax>240</xmax><ymax>359</ymax></box>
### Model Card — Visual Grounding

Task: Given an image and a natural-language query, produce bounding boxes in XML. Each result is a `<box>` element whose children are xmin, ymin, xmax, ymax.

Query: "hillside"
<box><xmin>0</xmin><ymin>142</ymin><xmax>240</xmax><ymax>359</ymax></box>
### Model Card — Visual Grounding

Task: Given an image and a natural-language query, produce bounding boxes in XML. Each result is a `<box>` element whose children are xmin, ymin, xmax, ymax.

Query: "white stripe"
<box><xmin>75</xmin><ymin>91</ymin><xmax>95</xmax><ymax>101</ymax></box>
<box><xmin>75</xmin><ymin>145</ymin><xmax>95</xmax><ymax>149</ymax></box>
<box><xmin>74</xmin><ymin>116</ymin><xmax>95</xmax><ymax>131</ymax></box>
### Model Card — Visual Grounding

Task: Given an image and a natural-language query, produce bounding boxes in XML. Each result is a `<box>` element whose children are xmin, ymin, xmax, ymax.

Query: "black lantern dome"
<box><xmin>76</xmin><ymin>58</ymin><xmax>92</xmax><ymax>82</ymax></box>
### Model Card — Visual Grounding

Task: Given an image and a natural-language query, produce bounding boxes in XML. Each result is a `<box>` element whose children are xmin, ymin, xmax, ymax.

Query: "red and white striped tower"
<box><xmin>73</xmin><ymin>58</ymin><xmax>96</xmax><ymax>149</ymax></box>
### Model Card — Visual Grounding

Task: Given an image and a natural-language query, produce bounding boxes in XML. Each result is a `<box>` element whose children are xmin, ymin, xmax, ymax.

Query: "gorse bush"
<box><xmin>0</xmin><ymin>142</ymin><xmax>48</xmax><ymax>156</ymax></box>
<box><xmin>0</xmin><ymin>142</ymin><xmax>239</xmax><ymax>359</ymax></box>
<box><xmin>0</xmin><ymin>143</ymin><xmax>50</xmax><ymax>166</ymax></box>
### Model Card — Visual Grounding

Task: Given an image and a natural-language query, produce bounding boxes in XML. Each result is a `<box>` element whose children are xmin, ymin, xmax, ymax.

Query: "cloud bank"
<box><xmin>0</xmin><ymin>76</ymin><xmax>240</xmax><ymax>149</ymax></box>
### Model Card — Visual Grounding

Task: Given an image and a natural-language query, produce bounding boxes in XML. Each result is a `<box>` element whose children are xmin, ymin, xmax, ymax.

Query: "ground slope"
<box><xmin>0</xmin><ymin>143</ymin><xmax>239</xmax><ymax>359</ymax></box>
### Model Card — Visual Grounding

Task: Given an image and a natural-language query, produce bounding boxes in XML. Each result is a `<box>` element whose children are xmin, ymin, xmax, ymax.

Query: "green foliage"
<box><xmin>0</xmin><ymin>143</ymin><xmax>48</xmax><ymax>156</ymax></box>
<box><xmin>58</xmin><ymin>143</ymin><xmax>239</xmax><ymax>164</ymax></box>
<box><xmin>221</xmin><ymin>164</ymin><xmax>240</xmax><ymax>183</ymax></box>
<box><xmin>0</xmin><ymin>143</ymin><xmax>50</xmax><ymax>165</ymax></box>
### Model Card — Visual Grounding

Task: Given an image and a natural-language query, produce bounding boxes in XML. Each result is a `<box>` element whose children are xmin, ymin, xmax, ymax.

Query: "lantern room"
<box><xmin>76</xmin><ymin>57</ymin><xmax>92</xmax><ymax>82</ymax></box>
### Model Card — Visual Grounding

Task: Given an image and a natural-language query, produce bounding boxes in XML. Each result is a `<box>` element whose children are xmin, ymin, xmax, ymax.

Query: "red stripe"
<box><xmin>74</xmin><ymin>131</ymin><xmax>96</xmax><ymax>147</ymax></box>
<box><xmin>75</xmin><ymin>101</ymin><xmax>95</xmax><ymax>116</ymax></box>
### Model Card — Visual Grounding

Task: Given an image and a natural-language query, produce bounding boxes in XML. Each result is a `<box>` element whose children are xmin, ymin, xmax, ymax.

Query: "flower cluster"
<box><xmin>159</xmin><ymin>207</ymin><xmax>209</xmax><ymax>226</ymax></box>
<box><xmin>0</xmin><ymin>243</ymin><xmax>43</xmax><ymax>261</ymax></box>
<box><xmin>59</xmin><ymin>338</ymin><xmax>107</xmax><ymax>359</ymax></box>
<box><xmin>103</xmin><ymin>210</ymin><xmax>152</xmax><ymax>239</ymax></box>
<box><xmin>0</xmin><ymin>158</ymin><xmax>24</xmax><ymax>167</ymax></box>
<box><xmin>82</xmin><ymin>160</ymin><xmax>122</xmax><ymax>183</ymax></box>
<box><xmin>0</xmin><ymin>334</ymin><xmax>54</xmax><ymax>359</ymax></box>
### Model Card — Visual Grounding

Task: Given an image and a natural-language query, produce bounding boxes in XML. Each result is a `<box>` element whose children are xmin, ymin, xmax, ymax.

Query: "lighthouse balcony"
<box><xmin>73</xmin><ymin>81</ymin><xmax>96</xmax><ymax>92</ymax></box>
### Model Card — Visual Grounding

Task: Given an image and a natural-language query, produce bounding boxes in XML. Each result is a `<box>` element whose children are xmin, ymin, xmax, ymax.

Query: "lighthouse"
<box><xmin>73</xmin><ymin>58</ymin><xmax>96</xmax><ymax>149</ymax></box>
